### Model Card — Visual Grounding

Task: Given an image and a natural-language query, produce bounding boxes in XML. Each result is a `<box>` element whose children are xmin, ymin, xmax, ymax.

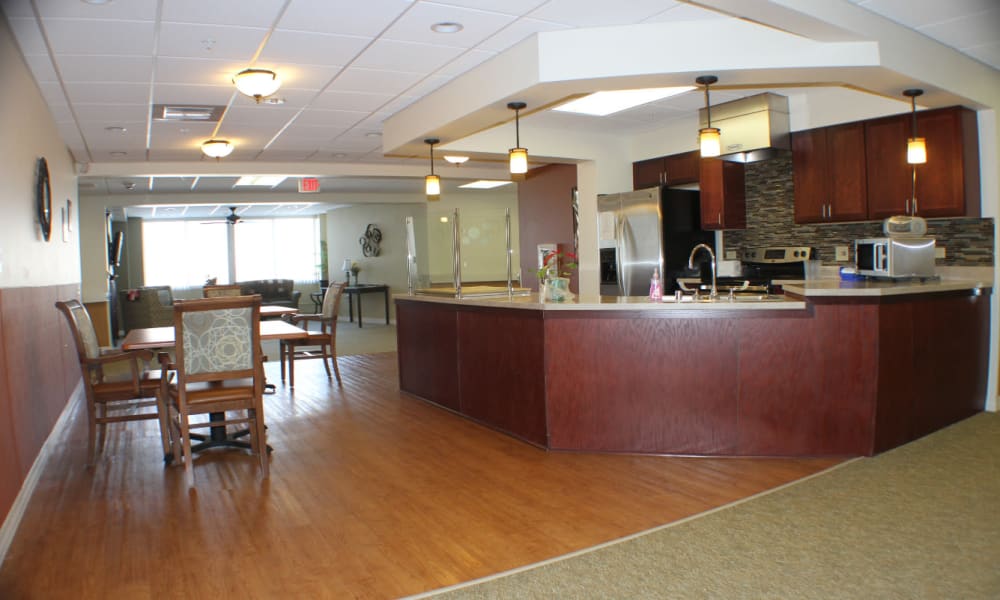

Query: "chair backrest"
<box><xmin>173</xmin><ymin>295</ymin><xmax>262</xmax><ymax>385</ymax></box>
<box><xmin>321</xmin><ymin>282</ymin><xmax>346</xmax><ymax>320</ymax></box>
<box><xmin>203</xmin><ymin>284</ymin><xmax>243</xmax><ymax>298</ymax></box>
<box><xmin>55</xmin><ymin>300</ymin><xmax>102</xmax><ymax>384</ymax></box>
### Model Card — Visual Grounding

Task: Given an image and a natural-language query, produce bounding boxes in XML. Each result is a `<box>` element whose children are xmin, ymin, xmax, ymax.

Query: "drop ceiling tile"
<box><xmin>55</xmin><ymin>122</ymin><xmax>86</xmax><ymax>146</ymax></box>
<box><xmin>855</xmin><ymin>0</ymin><xmax>997</xmax><ymax>29</ymax></box>
<box><xmin>277</xmin><ymin>123</ymin><xmax>350</xmax><ymax>140</ymax></box>
<box><xmin>153</xmin><ymin>82</ymin><xmax>235</xmax><ymax>105</ymax></box>
<box><xmin>54</xmin><ymin>54</ymin><xmax>154</xmax><ymax>83</ymax></box>
<box><xmin>230</xmin><ymin>86</ymin><xmax>319</xmax><ymax>109</ymax></box>
<box><xmin>146</xmin><ymin>149</ymin><xmax>198</xmax><ymax>161</ymax></box>
<box><xmin>276</xmin><ymin>0</ymin><xmax>413</xmax><ymax>37</ymax></box>
<box><xmin>436</xmin><ymin>49</ymin><xmax>497</xmax><ymax>77</ymax></box>
<box><xmin>91</xmin><ymin>149</ymin><xmax>148</xmax><ymax>162</ymax></box>
<box><xmin>379</xmin><ymin>95</ymin><xmax>418</xmax><ymax>115</ymax></box>
<box><xmin>150</xmin><ymin>121</ymin><xmax>217</xmax><ymax>145</ymax></box>
<box><xmin>155</xmin><ymin>56</ymin><xmax>247</xmax><ymax>85</ymax></box>
<box><xmin>353</xmin><ymin>39</ymin><xmax>465</xmax><ymax>73</ymax></box>
<box><xmin>960</xmin><ymin>41</ymin><xmax>1000</xmax><ymax>69</ymax></box>
<box><xmin>255</xmin><ymin>148</ymin><xmax>317</xmax><ymax>161</ymax></box>
<box><xmin>42</xmin><ymin>19</ymin><xmax>156</xmax><ymax>55</ymax></box>
<box><xmin>222</xmin><ymin>105</ymin><xmax>301</xmax><ymax>126</ymax></box>
<box><xmin>158</xmin><ymin>22</ymin><xmax>268</xmax><ymax>60</ymax></box>
<box><xmin>643</xmin><ymin>3</ymin><xmax>730</xmax><ymax>22</ymax></box>
<box><xmin>22</xmin><ymin>53</ymin><xmax>58</xmax><ymax>82</ymax></box>
<box><xmin>0</xmin><ymin>0</ymin><xmax>32</xmax><ymax>19</ymax></box>
<box><xmin>265</xmin><ymin>136</ymin><xmax>328</xmax><ymax>151</ymax></box>
<box><xmin>35</xmin><ymin>0</ymin><xmax>159</xmax><ymax>20</ymax></box>
<box><xmin>259</xmin><ymin>29</ymin><xmax>372</xmax><ymax>65</ymax></box>
<box><xmin>79</xmin><ymin>121</ymin><xmax>148</xmax><ymax>145</ymax></box>
<box><xmin>265</xmin><ymin>63</ymin><xmax>342</xmax><ymax>91</ymax></box>
<box><xmin>917</xmin><ymin>9</ymin><xmax>1000</xmax><ymax>50</ymax></box>
<box><xmin>37</xmin><ymin>81</ymin><xmax>69</xmax><ymax>106</ymax></box>
<box><xmin>6</xmin><ymin>17</ymin><xmax>47</xmax><ymax>54</ymax></box>
<box><xmin>74</xmin><ymin>103</ymin><xmax>150</xmax><ymax>122</ymax></box>
<box><xmin>294</xmin><ymin>108</ymin><xmax>369</xmax><ymax>128</ymax></box>
<box><xmin>64</xmin><ymin>82</ymin><xmax>150</xmax><ymax>104</ymax></box>
<box><xmin>326</xmin><ymin>67</ymin><xmax>425</xmax><ymax>95</ymax></box>
<box><xmin>47</xmin><ymin>104</ymin><xmax>73</xmax><ymax>122</ymax></box>
<box><xmin>312</xmin><ymin>90</ymin><xmax>396</xmax><ymax>112</ymax></box>
<box><xmin>429</xmin><ymin>0</ymin><xmax>550</xmax><ymax>16</ymax></box>
<box><xmin>526</xmin><ymin>0</ymin><xmax>680</xmax><ymax>27</ymax></box>
<box><xmin>381</xmin><ymin>3</ymin><xmax>516</xmax><ymax>46</ymax></box>
<box><xmin>400</xmin><ymin>74</ymin><xmax>451</xmax><ymax>98</ymax></box>
<box><xmin>161</xmin><ymin>0</ymin><xmax>286</xmax><ymax>28</ymax></box>
<box><xmin>476</xmin><ymin>17</ymin><xmax>572</xmax><ymax>53</ymax></box>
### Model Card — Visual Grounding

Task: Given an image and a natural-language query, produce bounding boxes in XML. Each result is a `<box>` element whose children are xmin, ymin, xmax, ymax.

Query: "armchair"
<box><xmin>119</xmin><ymin>286</ymin><xmax>174</xmax><ymax>332</ymax></box>
<box><xmin>280</xmin><ymin>282</ymin><xmax>345</xmax><ymax>387</ymax></box>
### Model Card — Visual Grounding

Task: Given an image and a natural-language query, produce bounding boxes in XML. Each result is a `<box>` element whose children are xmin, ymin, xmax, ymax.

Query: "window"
<box><xmin>142</xmin><ymin>217</ymin><xmax>320</xmax><ymax>287</ymax></box>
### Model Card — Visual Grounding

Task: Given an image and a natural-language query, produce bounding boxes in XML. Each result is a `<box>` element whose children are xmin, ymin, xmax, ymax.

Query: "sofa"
<box><xmin>118</xmin><ymin>285</ymin><xmax>174</xmax><ymax>332</ymax></box>
<box><xmin>236</xmin><ymin>279</ymin><xmax>301</xmax><ymax>308</ymax></box>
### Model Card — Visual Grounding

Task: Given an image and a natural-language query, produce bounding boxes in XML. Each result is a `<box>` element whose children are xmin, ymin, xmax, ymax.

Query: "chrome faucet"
<box><xmin>688</xmin><ymin>243</ymin><xmax>718</xmax><ymax>300</ymax></box>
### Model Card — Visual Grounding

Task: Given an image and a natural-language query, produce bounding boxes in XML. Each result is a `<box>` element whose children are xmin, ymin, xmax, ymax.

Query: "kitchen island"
<box><xmin>395</xmin><ymin>279</ymin><xmax>990</xmax><ymax>457</ymax></box>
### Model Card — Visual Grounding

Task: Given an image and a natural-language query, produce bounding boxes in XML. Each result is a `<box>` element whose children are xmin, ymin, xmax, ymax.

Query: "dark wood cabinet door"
<box><xmin>865</xmin><ymin>114</ymin><xmax>911</xmax><ymax>219</ymax></box>
<box><xmin>826</xmin><ymin>122</ymin><xmax>868</xmax><ymax>221</ymax></box>
<box><xmin>700</xmin><ymin>159</ymin><xmax>745</xmax><ymax>230</ymax></box>
<box><xmin>792</xmin><ymin>128</ymin><xmax>829</xmax><ymax>223</ymax></box>
<box><xmin>632</xmin><ymin>157</ymin><xmax>664</xmax><ymax>190</ymax></box>
<box><xmin>914</xmin><ymin>107</ymin><xmax>977</xmax><ymax>217</ymax></box>
<box><xmin>663</xmin><ymin>151</ymin><xmax>700</xmax><ymax>186</ymax></box>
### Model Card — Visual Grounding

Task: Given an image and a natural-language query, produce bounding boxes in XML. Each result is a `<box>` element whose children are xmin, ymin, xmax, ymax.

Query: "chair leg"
<box><xmin>279</xmin><ymin>342</ymin><xmax>287</xmax><ymax>383</ymax></box>
<box><xmin>155</xmin><ymin>391</ymin><xmax>171</xmax><ymax>458</ymax></box>
<box><xmin>332</xmin><ymin>354</ymin><xmax>341</xmax><ymax>383</ymax></box>
<box><xmin>86</xmin><ymin>403</ymin><xmax>98</xmax><ymax>466</ymax></box>
<box><xmin>254</xmin><ymin>408</ymin><xmax>269</xmax><ymax>480</ymax></box>
<box><xmin>289</xmin><ymin>348</ymin><xmax>296</xmax><ymax>388</ymax></box>
<box><xmin>320</xmin><ymin>345</ymin><xmax>332</xmax><ymax>379</ymax></box>
<box><xmin>179</xmin><ymin>411</ymin><xmax>195</xmax><ymax>488</ymax></box>
<box><xmin>168</xmin><ymin>403</ymin><xmax>182</xmax><ymax>466</ymax></box>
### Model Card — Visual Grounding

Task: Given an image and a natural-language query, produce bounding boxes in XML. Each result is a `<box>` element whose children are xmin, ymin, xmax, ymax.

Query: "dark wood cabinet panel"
<box><xmin>700</xmin><ymin>158</ymin><xmax>746</xmax><ymax>230</ymax></box>
<box><xmin>866</xmin><ymin>106</ymin><xmax>979</xmax><ymax>219</ymax></box>
<box><xmin>632</xmin><ymin>157</ymin><xmax>665</xmax><ymax>189</ymax></box>
<box><xmin>395</xmin><ymin>301</ymin><xmax>460</xmax><ymax>411</ymax></box>
<box><xmin>793</xmin><ymin>123</ymin><xmax>867</xmax><ymax>223</ymax></box>
<box><xmin>663</xmin><ymin>151</ymin><xmax>700</xmax><ymax>185</ymax></box>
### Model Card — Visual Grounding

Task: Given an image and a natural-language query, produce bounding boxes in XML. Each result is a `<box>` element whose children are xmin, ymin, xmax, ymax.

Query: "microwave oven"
<box><xmin>855</xmin><ymin>237</ymin><xmax>936</xmax><ymax>279</ymax></box>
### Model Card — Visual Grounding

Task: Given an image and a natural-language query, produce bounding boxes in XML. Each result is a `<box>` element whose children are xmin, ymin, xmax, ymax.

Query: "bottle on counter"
<box><xmin>649</xmin><ymin>267</ymin><xmax>662</xmax><ymax>302</ymax></box>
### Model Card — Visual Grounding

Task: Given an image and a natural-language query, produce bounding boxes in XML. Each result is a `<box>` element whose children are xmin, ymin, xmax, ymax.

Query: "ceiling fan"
<box><xmin>201</xmin><ymin>206</ymin><xmax>243</xmax><ymax>225</ymax></box>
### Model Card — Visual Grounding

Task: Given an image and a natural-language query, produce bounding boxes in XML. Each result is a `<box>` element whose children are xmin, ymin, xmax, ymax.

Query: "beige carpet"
<box><xmin>417</xmin><ymin>412</ymin><xmax>1000</xmax><ymax>599</ymax></box>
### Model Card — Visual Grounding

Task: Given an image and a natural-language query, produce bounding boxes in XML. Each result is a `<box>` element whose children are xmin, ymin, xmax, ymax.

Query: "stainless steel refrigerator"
<box><xmin>598</xmin><ymin>186</ymin><xmax>713</xmax><ymax>296</ymax></box>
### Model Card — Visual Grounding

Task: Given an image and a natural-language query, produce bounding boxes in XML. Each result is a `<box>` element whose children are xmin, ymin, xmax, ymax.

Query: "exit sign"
<box><xmin>299</xmin><ymin>177</ymin><xmax>320</xmax><ymax>193</ymax></box>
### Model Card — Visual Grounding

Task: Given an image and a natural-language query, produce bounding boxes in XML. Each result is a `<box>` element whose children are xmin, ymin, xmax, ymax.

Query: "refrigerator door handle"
<box><xmin>616</xmin><ymin>212</ymin><xmax>626</xmax><ymax>294</ymax></box>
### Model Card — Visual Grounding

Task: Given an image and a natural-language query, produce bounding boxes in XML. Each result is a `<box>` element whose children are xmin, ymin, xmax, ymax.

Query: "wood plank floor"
<box><xmin>0</xmin><ymin>353</ymin><xmax>839</xmax><ymax>599</ymax></box>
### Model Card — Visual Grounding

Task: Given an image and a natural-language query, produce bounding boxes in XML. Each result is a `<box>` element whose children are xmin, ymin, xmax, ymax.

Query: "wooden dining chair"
<box><xmin>164</xmin><ymin>295</ymin><xmax>267</xmax><ymax>487</ymax></box>
<box><xmin>280</xmin><ymin>282</ymin><xmax>345</xmax><ymax>387</ymax></box>
<box><xmin>55</xmin><ymin>300</ymin><xmax>170</xmax><ymax>465</ymax></box>
<box><xmin>203</xmin><ymin>284</ymin><xmax>243</xmax><ymax>298</ymax></box>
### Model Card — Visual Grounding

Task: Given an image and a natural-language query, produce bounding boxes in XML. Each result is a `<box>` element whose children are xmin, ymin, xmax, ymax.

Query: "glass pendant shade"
<box><xmin>233</xmin><ymin>69</ymin><xmax>281</xmax><ymax>102</ymax></box>
<box><xmin>699</xmin><ymin>128</ymin><xmax>721</xmax><ymax>158</ymax></box>
<box><xmin>425</xmin><ymin>174</ymin><xmax>441</xmax><ymax>201</ymax></box>
<box><xmin>201</xmin><ymin>139</ymin><xmax>234</xmax><ymax>158</ymax></box>
<box><xmin>907</xmin><ymin>137</ymin><xmax>927</xmax><ymax>164</ymax></box>
<box><xmin>509</xmin><ymin>147</ymin><xmax>528</xmax><ymax>181</ymax></box>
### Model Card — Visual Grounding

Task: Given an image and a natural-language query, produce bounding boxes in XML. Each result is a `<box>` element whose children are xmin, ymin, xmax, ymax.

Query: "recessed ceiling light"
<box><xmin>431</xmin><ymin>22</ymin><xmax>463</xmax><ymax>34</ymax></box>
<box><xmin>365</xmin><ymin>132</ymin><xmax>382</xmax><ymax>138</ymax></box>
<box><xmin>104</xmin><ymin>126</ymin><xmax>127</xmax><ymax>133</ymax></box>
<box><xmin>234</xmin><ymin>175</ymin><xmax>288</xmax><ymax>187</ymax></box>
<box><xmin>332</xmin><ymin>153</ymin><xmax>347</xmax><ymax>158</ymax></box>
<box><xmin>553</xmin><ymin>86</ymin><xmax>696</xmax><ymax>116</ymax></box>
<box><xmin>81</xmin><ymin>0</ymin><xmax>113</xmax><ymax>4</ymax></box>
<box><xmin>443</xmin><ymin>155</ymin><xmax>469</xmax><ymax>165</ymax></box>
<box><xmin>459</xmin><ymin>180</ymin><xmax>512</xmax><ymax>189</ymax></box>
<box><xmin>262</xmin><ymin>97</ymin><xmax>285</xmax><ymax>105</ymax></box>
<box><xmin>110</xmin><ymin>151</ymin><xmax>127</xmax><ymax>157</ymax></box>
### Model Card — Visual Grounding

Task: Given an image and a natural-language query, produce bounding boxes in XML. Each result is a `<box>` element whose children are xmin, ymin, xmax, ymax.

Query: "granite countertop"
<box><xmin>395</xmin><ymin>293</ymin><xmax>807</xmax><ymax>311</ymax></box>
<box><xmin>777</xmin><ymin>277</ymin><xmax>991</xmax><ymax>297</ymax></box>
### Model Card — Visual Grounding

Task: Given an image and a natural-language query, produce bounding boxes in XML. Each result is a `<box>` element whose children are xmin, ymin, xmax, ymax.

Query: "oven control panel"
<box><xmin>742</xmin><ymin>246</ymin><xmax>814</xmax><ymax>264</ymax></box>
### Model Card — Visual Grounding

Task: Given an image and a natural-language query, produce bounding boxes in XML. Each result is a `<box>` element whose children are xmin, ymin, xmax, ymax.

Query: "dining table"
<box><xmin>121</xmin><ymin>320</ymin><xmax>308</xmax><ymax>458</ymax></box>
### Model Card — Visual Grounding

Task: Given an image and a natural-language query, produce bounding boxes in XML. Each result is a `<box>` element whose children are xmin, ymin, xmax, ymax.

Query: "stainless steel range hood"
<box><xmin>699</xmin><ymin>93</ymin><xmax>790</xmax><ymax>163</ymax></box>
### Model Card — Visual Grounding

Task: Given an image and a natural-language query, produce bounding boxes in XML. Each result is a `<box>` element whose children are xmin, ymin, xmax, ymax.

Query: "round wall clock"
<box><xmin>35</xmin><ymin>157</ymin><xmax>52</xmax><ymax>241</ymax></box>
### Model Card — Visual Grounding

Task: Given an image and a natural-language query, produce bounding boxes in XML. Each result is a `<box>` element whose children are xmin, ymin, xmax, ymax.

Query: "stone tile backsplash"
<box><xmin>722</xmin><ymin>154</ymin><xmax>994</xmax><ymax>265</ymax></box>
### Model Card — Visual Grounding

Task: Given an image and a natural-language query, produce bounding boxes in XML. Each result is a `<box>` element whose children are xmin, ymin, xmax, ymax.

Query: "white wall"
<box><xmin>0</xmin><ymin>16</ymin><xmax>79</xmax><ymax>289</ymax></box>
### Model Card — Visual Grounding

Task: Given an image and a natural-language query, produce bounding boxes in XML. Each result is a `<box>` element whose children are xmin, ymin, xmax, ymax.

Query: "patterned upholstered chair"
<box><xmin>164</xmin><ymin>295</ymin><xmax>267</xmax><ymax>487</ymax></box>
<box><xmin>118</xmin><ymin>286</ymin><xmax>174</xmax><ymax>332</ymax></box>
<box><xmin>280</xmin><ymin>282</ymin><xmax>345</xmax><ymax>387</ymax></box>
<box><xmin>55</xmin><ymin>299</ymin><xmax>170</xmax><ymax>465</ymax></box>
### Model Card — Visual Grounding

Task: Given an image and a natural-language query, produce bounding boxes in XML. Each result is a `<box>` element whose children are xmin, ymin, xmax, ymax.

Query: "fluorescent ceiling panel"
<box><xmin>459</xmin><ymin>180</ymin><xmax>512</xmax><ymax>189</ymax></box>
<box><xmin>234</xmin><ymin>175</ymin><xmax>288</xmax><ymax>187</ymax></box>
<box><xmin>553</xmin><ymin>86</ymin><xmax>696</xmax><ymax>116</ymax></box>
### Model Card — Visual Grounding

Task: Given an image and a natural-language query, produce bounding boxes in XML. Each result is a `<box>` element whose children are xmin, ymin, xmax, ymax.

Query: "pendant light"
<box><xmin>201</xmin><ymin>139</ymin><xmax>234</xmax><ymax>159</ymax></box>
<box><xmin>233</xmin><ymin>68</ymin><xmax>282</xmax><ymax>103</ymax></box>
<box><xmin>507</xmin><ymin>102</ymin><xmax>528</xmax><ymax>181</ymax></box>
<box><xmin>903</xmin><ymin>88</ymin><xmax>926</xmax><ymax>164</ymax></box>
<box><xmin>696</xmin><ymin>75</ymin><xmax>721</xmax><ymax>157</ymax></box>
<box><xmin>424</xmin><ymin>138</ymin><xmax>441</xmax><ymax>202</ymax></box>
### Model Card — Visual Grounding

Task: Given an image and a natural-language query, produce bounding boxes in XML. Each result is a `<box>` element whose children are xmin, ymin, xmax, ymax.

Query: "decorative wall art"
<box><xmin>360</xmin><ymin>223</ymin><xmax>382</xmax><ymax>257</ymax></box>
<box><xmin>35</xmin><ymin>157</ymin><xmax>52</xmax><ymax>241</ymax></box>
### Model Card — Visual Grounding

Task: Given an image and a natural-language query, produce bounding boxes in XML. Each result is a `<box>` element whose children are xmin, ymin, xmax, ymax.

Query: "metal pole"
<box><xmin>505</xmin><ymin>208</ymin><xmax>513</xmax><ymax>298</ymax></box>
<box><xmin>452</xmin><ymin>209</ymin><xmax>462</xmax><ymax>299</ymax></box>
<box><xmin>405</xmin><ymin>216</ymin><xmax>414</xmax><ymax>295</ymax></box>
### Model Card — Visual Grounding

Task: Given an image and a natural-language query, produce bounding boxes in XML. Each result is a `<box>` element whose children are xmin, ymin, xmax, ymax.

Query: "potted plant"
<box><xmin>537</xmin><ymin>249</ymin><xmax>577</xmax><ymax>302</ymax></box>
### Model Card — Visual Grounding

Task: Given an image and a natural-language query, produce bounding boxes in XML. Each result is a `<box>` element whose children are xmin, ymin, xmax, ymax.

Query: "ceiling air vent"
<box><xmin>152</xmin><ymin>104</ymin><xmax>226</xmax><ymax>122</ymax></box>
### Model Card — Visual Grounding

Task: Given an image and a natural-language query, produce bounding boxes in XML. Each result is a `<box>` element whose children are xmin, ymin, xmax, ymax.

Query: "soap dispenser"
<box><xmin>649</xmin><ymin>267</ymin><xmax>662</xmax><ymax>302</ymax></box>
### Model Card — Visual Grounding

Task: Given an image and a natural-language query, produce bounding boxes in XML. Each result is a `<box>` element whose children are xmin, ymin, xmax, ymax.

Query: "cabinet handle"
<box><xmin>913</xmin><ymin>197</ymin><xmax>918</xmax><ymax>215</ymax></box>
<box><xmin>827</xmin><ymin>204</ymin><xmax>832</xmax><ymax>219</ymax></box>
<box><xmin>717</xmin><ymin>212</ymin><xmax>722</xmax><ymax>225</ymax></box>
<box><xmin>905</xmin><ymin>198</ymin><xmax>910</xmax><ymax>214</ymax></box>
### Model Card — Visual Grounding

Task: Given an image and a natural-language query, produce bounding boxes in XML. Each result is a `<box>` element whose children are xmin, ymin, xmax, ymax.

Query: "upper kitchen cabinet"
<box><xmin>792</xmin><ymin>122</ymin><xmax>867</xmax><ymax>223</ymax></box>
<box><xmin>632</xmin><ymin>151</ymin><xmax>701</xmax><ymax>189</ymax></box>
<box><xmin>700</xmin><ymin>158</ymin><xmax>746</xmax><ymax>230</ymax></box>
<box><xmin>866</xmin><ymin>106</ymin><xmax>980</xmax><ymax>219</ymax></box>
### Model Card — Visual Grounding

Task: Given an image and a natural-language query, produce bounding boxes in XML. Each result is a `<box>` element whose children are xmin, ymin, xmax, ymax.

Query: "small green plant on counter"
<box><xmin>537</xmin><ymin>249</ymin><xmax>577</xmax><ymax>281</ymax></box>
